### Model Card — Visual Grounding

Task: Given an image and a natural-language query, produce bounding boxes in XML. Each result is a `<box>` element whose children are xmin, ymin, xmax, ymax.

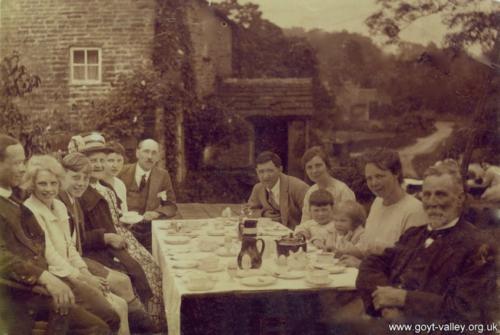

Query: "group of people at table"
<box><xmin>0</xmin><ymin>130</ymin><xmax>497</xmax><ymax>335</ymax></box>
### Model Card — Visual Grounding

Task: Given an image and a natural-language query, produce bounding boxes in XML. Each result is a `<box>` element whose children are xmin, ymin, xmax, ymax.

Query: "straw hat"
<box><xmin>68</xmin><ymin>132</ymin><xmax>113</xmax><ymax>155</ymax></box>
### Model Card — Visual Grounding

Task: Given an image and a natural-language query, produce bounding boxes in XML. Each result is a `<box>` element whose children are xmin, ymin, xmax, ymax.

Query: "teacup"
<box><xmin>198</xmin><ymin>238</ymin><xmax>218</xmax><ymax>252</ymax></box>
<box><xmin>316</xmin><ymin>252</ymin><xmax>335</xmax><ymax>264</ymax></box>
<box><xmin>214</xmin><ymin>220</ymin><xmax>225</xmax><ymax>230</ymax></box>
<box><xmin>198</xmin><ymin>255</ymin><xmax>220</xmax><ymax>271</ymax></box>
<box><xmin>310</xmin><ymin>269</ymin><xmax>329</xmax><ymax>283</ymax></box>
<box><xmin>186</xmin><ymin>273</ymin><xmax>208</xmax><ymax>288</ymax></box>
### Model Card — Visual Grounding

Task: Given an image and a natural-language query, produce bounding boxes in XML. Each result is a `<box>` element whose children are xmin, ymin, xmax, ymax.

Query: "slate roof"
<box><xmin>218</xmin><ymin>78</ymin><xmax>314</xmax><ymax>118</ymax></box>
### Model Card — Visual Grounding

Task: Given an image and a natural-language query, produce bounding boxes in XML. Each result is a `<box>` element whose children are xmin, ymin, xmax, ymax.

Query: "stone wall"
<box><xmin>0</xmin><ymin>0</ymin><xmax>156</xmax><ymax>127</ymax></box>
<box><xmin>185</xmin><ymin>1</ymin><xmax>232</xmax><ymax>98</ymax></box>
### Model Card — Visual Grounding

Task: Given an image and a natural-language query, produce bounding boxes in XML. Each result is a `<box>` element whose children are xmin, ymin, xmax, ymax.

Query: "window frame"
<box><xmin>70</xmin><ymin>47</ymin><xmax>102</xmax><ymax>85</ymax></box>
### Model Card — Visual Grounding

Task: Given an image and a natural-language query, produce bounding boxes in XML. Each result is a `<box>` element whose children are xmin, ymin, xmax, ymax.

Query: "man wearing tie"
<box><xmin>247</xmin><ymin>151</ymin><xmax>309</xmax><ymax>230</ymax></box>
<box><xmin>119</xmin><ymin>139</ymin><xmax>177</xmax><ymax>250</ymax></box>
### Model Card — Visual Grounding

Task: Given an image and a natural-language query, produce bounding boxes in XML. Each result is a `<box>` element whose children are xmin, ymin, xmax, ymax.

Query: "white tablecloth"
<box><xmin>152</xmin><ymin>218</ymin><xmax>358</xmax><ymax>335</ymax></box>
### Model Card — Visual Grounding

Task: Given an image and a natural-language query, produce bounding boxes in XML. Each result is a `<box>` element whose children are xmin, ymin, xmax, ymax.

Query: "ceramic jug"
<box><xmin>237</xmin><ymin>219</ymin><xmax>265</xmax><ymax>269</ymax></box>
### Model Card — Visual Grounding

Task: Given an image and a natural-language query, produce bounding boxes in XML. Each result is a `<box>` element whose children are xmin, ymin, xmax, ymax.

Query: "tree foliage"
<box><xmin>366</xmin><ymin>0</ymin><xmax>499</xmax><ymax>176</ymax></box>
<box><xmin>0</xmin><ymin>51</ymin><xmax>50</xmax><ymax>155</ymax></box>
<box><xmin>213</xmin><ymin>0</ymin><xmax>318</xmax><ymax>78</ymax></box>
<box><xmin>366</xmin><ymin>0</ymin><xmax>499</xmax><ymax>53</ymax></box>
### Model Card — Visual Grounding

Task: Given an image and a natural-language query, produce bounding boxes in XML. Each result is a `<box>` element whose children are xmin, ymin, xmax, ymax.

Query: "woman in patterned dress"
<box><xmin>71</xmin><ymin>133</ymin><xmax>167</xmax><ymax>332</ymax></box>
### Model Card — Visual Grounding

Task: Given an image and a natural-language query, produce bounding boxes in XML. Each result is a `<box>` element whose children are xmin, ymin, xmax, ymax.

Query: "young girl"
<box><xmin>331</xmin><ymin>200</ymin><xmax>366</xmax><ymax>255</ymax></box>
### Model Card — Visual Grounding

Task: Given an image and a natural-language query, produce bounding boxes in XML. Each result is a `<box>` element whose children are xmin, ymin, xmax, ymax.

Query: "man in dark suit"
<box><xmin>247</xmin><ymin>151</ymin><xmax>309</xmax><ymax>230</ymax></box>
<box><xmin>0</xmin><ymin>134</ymin><xmax>112</xmax><ymax>335</ymax></box>
<box><xmin>119</xmin><ymin>139</ymin><xmax>177</xmax><ymax>250</ymax></box>
<box><xmin>356</xmin><ymin>162</ymin><xmax>496</xmax><ymax>326</ymax></box>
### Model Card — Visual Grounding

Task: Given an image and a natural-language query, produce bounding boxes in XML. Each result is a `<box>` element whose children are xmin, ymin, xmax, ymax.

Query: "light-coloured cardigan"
<box><xmin>24</xmin><ymin>195</ymin><xmax>87</xmax><ymax>278</ymax></box>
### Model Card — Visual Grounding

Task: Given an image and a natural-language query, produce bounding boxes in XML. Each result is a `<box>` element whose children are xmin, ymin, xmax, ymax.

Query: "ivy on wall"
<box><xmin>87</xmin><ymin>0</ymin><xmax>196</xmax><ymax>177</ymax></box>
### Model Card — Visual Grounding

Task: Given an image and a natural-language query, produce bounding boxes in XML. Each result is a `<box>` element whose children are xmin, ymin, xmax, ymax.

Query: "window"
<box><xmin>70</xmin><ymin>48</ymin><xmax>101</xmax><ymax>84</ymax></box>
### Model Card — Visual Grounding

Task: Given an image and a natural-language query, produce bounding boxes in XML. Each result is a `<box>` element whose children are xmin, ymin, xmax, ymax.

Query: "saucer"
<box><xmin>215</xmin><ymin>247</ymin><xmax>238</xmax><ymax>257</ymax></box>
<box><xmin>241</xmin><ymin>276</ymin><xmax>276</xmax><ymax>287</ymax></box>
<box><xmin>198</xmin><ymin>244</ymin><xmax>219</xmax><ymax>252</ymax></box>
<box><xmin>314</xmin><ymin>263</ymin><xmax>346</xmax><ymax>274</ymax></box>
<box><xmin>172</xmin><ymin>260</ymin><xmax>198</xmax><ymax>269</ymax></box>
<box><xmin>236</xmin><ymin>269</ymin><xmax>267</xmax><ymax>278</ymax></box>
<box><xmin>164</xmin><ymin>236</ymin><xmax>191</xmax><ymax>245</ymax></box>
<box><xmin>186</xmin><ymin>280</ymin><xmax>216</xmax><ymax>291</ymax></box>
<box><xmin>207</xmin><ymin>230</ymin><xmax>226</xmax><ymax>237</ymax></box>
<box><xmin>305</xmin><ymin>275</ymin><xmax>332</xmax><ymax>287</ymax></box>
<box><xmin>272</xmin><ymin>270</ymin><xmax>306</xmax><ymax>279</ymax></box>
<box><xmin>198</xmin><ymin>264</ymin><xmax>225</xmax><ymax>273</ymax></box>
<box><xmin>120</xmin><ymin>215</ymin><xmax>143</xmax><ymax>225</ymax></box>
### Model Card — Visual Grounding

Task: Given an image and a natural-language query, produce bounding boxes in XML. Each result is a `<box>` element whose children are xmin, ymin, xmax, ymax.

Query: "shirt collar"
<box><xmin>427</xmin><ymin>217</ymin><xmax>460</xmax><ymax>232</ymax></box>
<box><xmin>267</xmin><ymin>177</ymin><xmax>280</xmax><ymax>195</ymax></box>
<box><xmin>0</xmin><ymin>186</ymin><xmax>12</xmax><ymax>199</ymax></box>
<box><xmin>24</xmin><ymin>195</ymin><xmax>59</xmax><ymax>222</ymax></box>
<box><xmin>135</xmin><ymin>163</ymin><xmax>151</xmax><ymax>181</ymax></box>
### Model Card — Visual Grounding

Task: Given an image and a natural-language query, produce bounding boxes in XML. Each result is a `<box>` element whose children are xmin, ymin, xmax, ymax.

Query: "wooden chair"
<box><xmin>0</xmin><ymin>278</ymin><xmax>67</xmax><ymax>335</ymax></box>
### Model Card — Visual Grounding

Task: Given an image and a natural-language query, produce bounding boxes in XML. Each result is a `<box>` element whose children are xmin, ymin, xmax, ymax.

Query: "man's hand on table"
<box><xmin>372</xmin><ymin>286</ymin><xmax>407</xmax><ymax>310</ymax></box>
<box><xmin>339</xmin><ymin>255</ymin><xmax>361</xmax><ymax>268</ymax></box>
<box><xmin>104</xmin><ymin>233</ymin><xmax>127</xmax><ymax>249</ymax></box>
<box><xmin>144</xmin><ymin>211</ymin><xmax>161</xmax><ymax>221</ymax></box>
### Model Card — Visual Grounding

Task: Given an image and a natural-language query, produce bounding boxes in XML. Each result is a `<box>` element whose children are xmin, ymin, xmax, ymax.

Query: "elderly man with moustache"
<box><xmin>355</xmin><ymin>161</ymin><xmax>496</xmax><ymax>328</ymax></box>
<box><xmin>119</xmin><ymin>139</ymin><xmax>177</xmax><ymax>250</ymax></box>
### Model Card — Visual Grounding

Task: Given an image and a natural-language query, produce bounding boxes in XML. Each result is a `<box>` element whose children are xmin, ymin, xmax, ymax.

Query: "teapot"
<box><xmin>275</xmin><ymin>233</ymin><xmax>307</xmax><ymax>257</ymax></box>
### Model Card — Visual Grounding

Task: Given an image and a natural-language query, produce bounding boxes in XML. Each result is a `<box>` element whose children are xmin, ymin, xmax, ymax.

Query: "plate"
<box><xmin>305</xmin><ymin>276</ymin><xmax>332</xmax><ymax>287</ymax></box>
<box><xmin>198</xmin><ymin>264</ymin><xmax>225</xmax><ymax>273</ymax></box>
<box><xmin>314</xmin><ymin>263</ymin><xmax>346</xmax><ymax>274</ymax></box>
<box><xmin>241</xmin><ymin>276</ymin><xmax>277</xmax><ymax>287</ymax></box>
<box><xmin>120</xmin><ymin>215</ymin><xmax>143</xmax><ymax>225</ymax></box>
<box><xmin>236</xmin><ymin>269</ymin><xmax>267</xmax><ymax>278</ymax></box>
<box><xmin>272</xmin><ymin>270</ymin><xmax>306</xmax><ymax>279</ymax></box>
<box><xmin>164</xmin><ymin>236</ymin><xmax>191</xmax><ymax>245</ymax></box>
<box><xmin>207</xmin><ymin>230</ymin><xmax>226</xmax><ymax>236</ymax></box>
<box><xmin>172</xmin><ymin>260</ymin><xmax>198</xmax><ymax>269</ymax></box>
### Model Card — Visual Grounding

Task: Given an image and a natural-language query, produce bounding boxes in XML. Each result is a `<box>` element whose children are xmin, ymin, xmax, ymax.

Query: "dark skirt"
<box><xmin>83</xmin><ymin>257</ymin><xmax>109</xmax><ymax>278</ymax></box>
<box><xmin>84</xmin><ymin>248</ymin><xmax>153</xmax><ymax>303</ymax></box>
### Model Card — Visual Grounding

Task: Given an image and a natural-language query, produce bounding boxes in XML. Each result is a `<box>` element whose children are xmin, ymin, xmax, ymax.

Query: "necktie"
<box><xmin>139</xmin><ymin>174</ymin><xmax>147</xmax><ymax>191</ymax></box>
<box><xmin>267</xmin><ymin>189</ymin><xmax>279</xmax><ymax>211</ymax></box>
<box><xmin>70</xmin><ymin>201</ymin><xmax>83</xmax><ymax>254</ymax></box>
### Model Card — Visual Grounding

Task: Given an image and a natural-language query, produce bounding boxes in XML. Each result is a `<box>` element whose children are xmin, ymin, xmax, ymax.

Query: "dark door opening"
<box><xmin>251</xmin><ymin>117</ymin><xmax>288</xmax><ymax>172</ymax></box>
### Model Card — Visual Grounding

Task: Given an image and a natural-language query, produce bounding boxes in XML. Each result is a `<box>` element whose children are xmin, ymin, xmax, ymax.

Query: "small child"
<box><xmin>294</xmin><ymin>189</ymin><xmax>336</xmax><ymax>250</ymax></box>
<box><xmin>331</xmin><ymin>200</ymin><xmax>366</xmax><ymax>255</ymax></box>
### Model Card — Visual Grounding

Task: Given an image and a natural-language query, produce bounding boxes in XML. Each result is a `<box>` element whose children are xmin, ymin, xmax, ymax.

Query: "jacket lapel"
<box><xmin>126</xmin><ymin>164</ymin><xmax>139</xmax><ymax>191</ymax></box>
<box><xmin>279</xmin><ymin>174</ymin><xmax>289</xmax><ymax>227</ymax></box>
<box><xmin>146</xmin><ymin>167</ymin><xmax>159</xmax><ymax>208</ymax></box>
<box><xmin>0</xmin><ymin>197</ymin><xmax>39</xmax><ymax>254</ymax></box>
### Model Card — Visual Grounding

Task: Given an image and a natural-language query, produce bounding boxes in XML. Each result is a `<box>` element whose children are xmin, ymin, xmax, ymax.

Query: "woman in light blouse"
<box><xmin>22</xmin><ymin>155</ymin><xmax>129</xmax><ymax>334</ymax></box>
<box><xmin>300</xmin><ymin>146</ymin><xmax>356</xmax><ymax>223</ymax></box>
<box><xmin>340</xmin><ymin>148</ymin><xmax>425</xmax><ymax>268</ymax></box>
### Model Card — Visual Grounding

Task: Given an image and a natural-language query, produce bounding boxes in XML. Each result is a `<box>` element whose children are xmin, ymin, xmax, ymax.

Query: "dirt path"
<box><xmin>399</xmin><ymin>121</ymin><xmax>455</xmax><ymax>177</ymax></box>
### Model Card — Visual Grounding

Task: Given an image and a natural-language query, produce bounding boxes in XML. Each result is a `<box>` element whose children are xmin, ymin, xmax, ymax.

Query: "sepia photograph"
<box><xmin>0</xmin><ymin>0</ymin><xmax>499</xmax><ymax>334</ymax></box>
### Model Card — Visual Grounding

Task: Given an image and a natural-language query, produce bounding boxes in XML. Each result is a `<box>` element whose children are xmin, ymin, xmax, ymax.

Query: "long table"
<box><xmin>152</xmin><ymin>217</ymin><xmax>359</xmax><ymax>335</ymax></box>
